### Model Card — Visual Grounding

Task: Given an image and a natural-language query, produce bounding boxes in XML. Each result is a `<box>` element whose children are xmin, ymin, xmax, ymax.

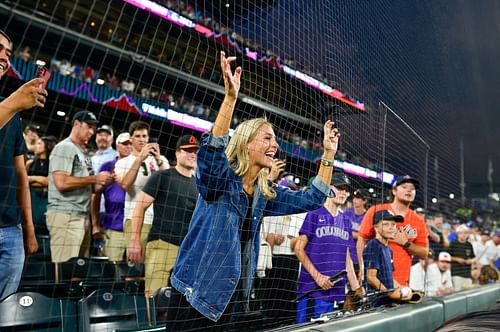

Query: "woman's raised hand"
<box><xmin>220</xmin><ymin>51</ymin><xmax>242</xmax><ymax>99</ymax></box>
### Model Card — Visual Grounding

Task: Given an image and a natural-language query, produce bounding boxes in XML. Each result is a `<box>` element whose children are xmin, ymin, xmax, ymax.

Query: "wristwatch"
<box><xmin>403</xmin><ymin>241</ymin><xmax>411</xmax><ymax>248</ymax></box>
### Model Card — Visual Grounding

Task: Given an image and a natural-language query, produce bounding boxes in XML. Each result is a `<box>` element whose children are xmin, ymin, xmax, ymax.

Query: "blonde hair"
<box><xmin>225</xmin><ymin>118</ymin><xmax>276</xmax><ymax>200</ymax></box>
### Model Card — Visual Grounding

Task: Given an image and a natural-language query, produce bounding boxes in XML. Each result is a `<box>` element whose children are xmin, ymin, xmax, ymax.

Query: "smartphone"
<box><xmin>149</xmin><ymin>137</ymin><xmax>158</xmax><ymax>155</ymax></box>
<box><xmin>37</xmin><ymin>66</ymin><xmax>51</xmax><ymax>90</ymax></box>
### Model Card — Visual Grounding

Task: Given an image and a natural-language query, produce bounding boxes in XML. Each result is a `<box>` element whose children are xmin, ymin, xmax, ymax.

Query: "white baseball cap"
<box><xmin>438</xmin><ymin>252</ymin><xmax>451</xmax><ymax>262</ymax></box>
<box><xmin>116</xmin><ymin>132</ymin><xmax>130</xmax><ymax>144</ymax></box>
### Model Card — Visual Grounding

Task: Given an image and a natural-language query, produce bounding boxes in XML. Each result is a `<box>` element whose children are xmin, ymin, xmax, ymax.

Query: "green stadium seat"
<box><xmin>0</xmin><ymin>292</ymin><xmax>76</xmax><ymax>331</ymax></box>
<box><xmin>78</xmin><ymin>289</ymin><xmax>155</xmax><ymax>332</ymax></box>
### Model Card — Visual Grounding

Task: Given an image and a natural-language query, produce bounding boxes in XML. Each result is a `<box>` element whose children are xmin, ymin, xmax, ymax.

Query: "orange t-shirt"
<box><xmin>359</xmin><ymin>203</ymin><xmax>429</xmax><ymax>286</ymax></box>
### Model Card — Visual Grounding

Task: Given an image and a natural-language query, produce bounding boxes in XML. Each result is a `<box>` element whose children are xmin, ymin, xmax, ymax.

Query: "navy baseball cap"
<box><xmin>72</xmin><ymin>111</ymin><xmax>99</xmax><ymax>124</ymax></box>
<box><xmin>373</xmin><ymin>210</ymin><xmax>404</xmax><ymax>225</ymax></box>
<box><xmin>393</xmin><ymin>175</ymin><xmax>420</xmax><ymax>189</ymax></box>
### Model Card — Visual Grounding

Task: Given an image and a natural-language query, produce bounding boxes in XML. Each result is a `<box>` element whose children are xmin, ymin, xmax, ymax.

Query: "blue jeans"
<box><xmin>296</xmin><ymin>296</ymin><xmax>334</xmax><ymax>323</ymax></box>
<box><xmin>0</xmin><ymin>224</ymin><xmax>25</xmax><ymax>301</ymax></box>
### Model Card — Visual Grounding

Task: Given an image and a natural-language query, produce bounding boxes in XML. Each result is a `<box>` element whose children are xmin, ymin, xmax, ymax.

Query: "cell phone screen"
<box><xmin>37</xmin><ymin>66</ymin><xmax>51</xmax><ymax>90</ymax></box>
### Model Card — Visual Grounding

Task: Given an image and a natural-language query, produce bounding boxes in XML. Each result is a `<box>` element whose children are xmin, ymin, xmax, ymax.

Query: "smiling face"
<box><xmin>176</xmin><ymin>147</ymin><xmax>198</xmax><ymax>171</ymax></box>
<box><xmin>0</xmin><ymin>33</ymin><xmax>12</xmax><ymax>80</ymax></box>
<box><xmin>247</xmin><ymin>123</ymin><xmax>279</xmax><ymax>170</ymax></box>
<box><xmin>392</xmin><ymin>182</ymin><xmax>416</xmax><ymax>204</ymax></box>
<box><xmin>95</xmin><ymin>131</ymin><xmax>113</xmax><ymax>150</ymax></box>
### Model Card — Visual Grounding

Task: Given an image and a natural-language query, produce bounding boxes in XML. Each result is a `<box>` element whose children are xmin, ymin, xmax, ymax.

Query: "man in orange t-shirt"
<box><xmin>356</xmin><ymin>175</ymin><xmax>429</xmax><ymax>286</ymax></box>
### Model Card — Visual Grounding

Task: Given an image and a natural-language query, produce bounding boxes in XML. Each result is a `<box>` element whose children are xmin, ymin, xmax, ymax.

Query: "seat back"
<box><xmin>0</xmin><ymin>292</ymin><xmax>76</xmax><ymax>331</ymax></box>
<box><xmin>78</xmin><ymin>289</ymin><xmax>155</xmax><ymax>332</ymax></box>
<box><xmin>152</xmin><ymin>287</ymin><xmax>171</xmax><ymax>324</ymax></box>
<box><xmin>114</xmin><ymin>262</ymin><xmax>145</xmax><ymax>295</ymax></box>
<box><xmin>114</xmin><ymin>261</ymin><xmax>145</xmax><ymax>281</ymax></box>
<box><xmin>57</xmin><ymin>257</ymin><xmax>116</xmax><ymax>283</ymax></box>
<box><xmin>32</xmin><ymin>234</ymin><xmax>51</xmax><ymax>261</ymax></box>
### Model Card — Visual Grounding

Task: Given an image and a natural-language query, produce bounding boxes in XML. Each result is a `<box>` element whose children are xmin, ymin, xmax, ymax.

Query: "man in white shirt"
<box><xmin>115</xmin><ymin>121</ymin><xmax>169</xmax><ymax>252</ymax></box>
<box><xmin>259</xmin><ymin>212</ymin><xmax>307</xmax><ymax>322</ymax></box>
<box><xmin>472</xmin><ymin>230</ymin><xmax>497</xmax><ymax>267</ymax></box>
<box><xmin>410</xmin><ymin>251</ymin><xmax>454</xmax><ymax>296</ymax></box>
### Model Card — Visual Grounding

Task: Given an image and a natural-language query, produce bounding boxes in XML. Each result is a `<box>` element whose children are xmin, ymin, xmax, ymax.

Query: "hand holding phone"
<box><xmin>37</xmin><ymin>66</ymin><xmax>51</xmax><ymax>90</ymax></box>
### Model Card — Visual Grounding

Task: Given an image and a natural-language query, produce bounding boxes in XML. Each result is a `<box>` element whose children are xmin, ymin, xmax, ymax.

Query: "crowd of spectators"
<box><xmin>14</xmin><ymin>46</ymin><xmax>331</xmax><ymax>156</ymax></box>
<box><xmin>0</xmin><ymin>19</ymin><xmax>500</xmax><ymax>330</ymax></box>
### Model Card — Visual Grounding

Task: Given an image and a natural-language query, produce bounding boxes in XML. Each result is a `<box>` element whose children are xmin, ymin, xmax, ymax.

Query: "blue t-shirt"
<box><xmin>298</xmin><ymin>207</ymin><xmax>352</xmax><ymax>302</ymax></box>
<box><xmin>0</xmin><ymin>114</ymin><xmax>27</xmax><ymax>227</ymax></box>
<box><xmin>343</xmin><ymin>207</ymin><xmax>365</xmax><ymax>264</ymax></box>
<box><xmin>363</xmin><ymin>238</ymin><xmax>394</xmax><ymax>307</ymax></box>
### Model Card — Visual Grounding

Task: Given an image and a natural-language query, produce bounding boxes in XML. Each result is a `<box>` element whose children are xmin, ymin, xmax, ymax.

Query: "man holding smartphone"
<box><xmin>115</xmin><ymin>121</ymin><xmax>169</xmax><ymax>254</ymax></box>
<box><xmin>0</xmin><ymin>30</ymin><xmax>48</xmax><ymax>129</ymax></box>
<box><xmin>0</xmin><ymin>29</ymin><xmax>41</xmax><ymax>300</ymax></box>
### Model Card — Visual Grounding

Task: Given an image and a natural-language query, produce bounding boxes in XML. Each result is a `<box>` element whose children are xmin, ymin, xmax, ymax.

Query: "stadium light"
<box><xmin>96</xmin><ymin>79</ymin><xmax>105</xmax><ymax>85</ymax></box>
<box><xmin>56</xmin><ymin>111</ymin><xmax>66</xmax><ymax>117</ymax></box>
<box><xmin>431</xmin><ymin>197</ymin><xmax>438</xmax><ymax>204</ymax></box>
<box><xmin>368</xmin><ymin>188</ymin><xmax>374</xmax><ymax>193</ymax></box>
<box><xmin>449</xmin><ymin>193</ymin><xmax>455</xmax><ymax>199</ymax></box>
<box><xmin>35</xmin><ymin>60</ymin><xmax>46</xmax><ymax>66</ymax></box>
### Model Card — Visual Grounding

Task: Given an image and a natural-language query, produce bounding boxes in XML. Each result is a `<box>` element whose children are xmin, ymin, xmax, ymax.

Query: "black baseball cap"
<box><xmin>72</xmin><ymin>111</ymin><xmax>99</xmax><ymax>124</ymax></box>
<box><xmin>353</xmin><ymin>188</ymin><xmax>369</xmax><ymax>199</ymax></box>
<box><xmin>331</xmin><ymin>172</ymin><xmax>350</xmax><ymax>187</ymax></box>
<box><xmin>373</xmin><ymin>210</ymin><xmax>404</xmax><ymax>225</ymax></box>
<box><xmin>176</xmin><ymin>135</ymin><xmax>199</xmax><ymax>150</ymax></box>
<box><xmin>96</xmin><ymin>125</ymin><xmax>113</xmax><ymax>136</ymax></box>
<box><xmin>24</xmin><ymin>124</ymin><xmax>40</xmax><ymax>133</ymax></box>
<box><xmin>393</xmin><ymin>175</ymin><xmax>420</xmax><ymax>189</ymax></box>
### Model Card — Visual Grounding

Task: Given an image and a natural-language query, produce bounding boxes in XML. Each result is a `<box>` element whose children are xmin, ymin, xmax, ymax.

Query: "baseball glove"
<box><xmin>343</xmin><ymin>287</ymin><xmax>365</xmax><ymax>311</ymax></box>
<box><xmin>406</xmin><ymin>289</ymin><xmax>425</xmax><ymax>304</ymax></box>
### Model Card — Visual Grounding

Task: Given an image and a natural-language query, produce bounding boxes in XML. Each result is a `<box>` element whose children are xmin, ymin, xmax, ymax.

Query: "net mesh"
<box><xmin>0</xmin><ymin>0</ymin><xmax>472</xmax><ymax>331</ymax></box>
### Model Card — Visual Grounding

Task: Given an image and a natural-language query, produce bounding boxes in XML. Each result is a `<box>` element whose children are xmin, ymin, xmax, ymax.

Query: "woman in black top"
<box><xmin>26</xmin><ymin>136</ymin><xmax>57</xmax><ymax>228</ymax></box>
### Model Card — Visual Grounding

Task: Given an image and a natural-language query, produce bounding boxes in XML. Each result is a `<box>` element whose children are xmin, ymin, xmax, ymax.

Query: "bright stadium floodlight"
<box><xmin>449</xmin><ymin>193</ymin><xmax>455</xmax><ymax>199</ymax></box>
<box><xmin>96</xmin><ymin>79</ymin><xmax>105</xmax><ymax>85</ymax></box>
<box><xmin>35</xmin><ymin>59</ymin><xmax>46</xmax><ymax>66</ymax></box>
<box><xmin>432</xmin><ymin>197</ymin><xmax>438</xmax><ymax>204</ymax></box>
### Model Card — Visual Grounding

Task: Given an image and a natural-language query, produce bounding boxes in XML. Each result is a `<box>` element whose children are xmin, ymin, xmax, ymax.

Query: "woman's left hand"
<box><xmin>323</xmin><ymin>120</ymin><xmax>340</xmax><ymax>154</ymax></box>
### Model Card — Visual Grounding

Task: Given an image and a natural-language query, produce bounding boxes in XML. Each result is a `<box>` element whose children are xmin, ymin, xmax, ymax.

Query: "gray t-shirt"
<box><xmin>48</xmin><ymin>137</ymin><xmax>93</xmax><ymax>213</ymax></box>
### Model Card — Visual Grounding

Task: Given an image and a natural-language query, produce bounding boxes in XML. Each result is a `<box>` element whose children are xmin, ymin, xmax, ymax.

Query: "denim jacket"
<box><xmin>171</xmin><ymin>132</ymin><xmax>333</xmax><ymax>321</ymax></box>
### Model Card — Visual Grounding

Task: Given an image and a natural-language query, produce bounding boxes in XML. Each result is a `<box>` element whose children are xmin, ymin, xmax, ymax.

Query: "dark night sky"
<box><xmin>230</xmin><ymin>0</ymin><xmax>500</xmax><ymax>197</ymax></box>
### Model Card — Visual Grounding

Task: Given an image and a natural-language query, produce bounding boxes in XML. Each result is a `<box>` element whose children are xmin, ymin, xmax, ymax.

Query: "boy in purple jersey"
<box><xmin>343</xmin><ymin>188</ymin><xmax>369</xmax><ymax>276</ymax></box>
<box><xmin>295</xmin><ymin>173</ymin><xmax>362</xmax><ymax>323</ymax></box>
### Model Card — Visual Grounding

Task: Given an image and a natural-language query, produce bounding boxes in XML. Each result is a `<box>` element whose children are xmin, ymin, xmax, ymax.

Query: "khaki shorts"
<box><xmin>144</xmin><ymin>240</ymin><xmax>179</xmax><ymax>294</ymax></box>
<box><xmin>123</xmin><ymin>218</ymin><xmax>152</xmax><ymax>258</ymax></box>
<box><xmin>104</xmin><ymin>229</ymin><xmax>126</xmax><ymax>262</ymax></box>
<box><xmin>46</xmin><ymin>210</ymin><xmax>90</xmax><ymax>263</ymax></box>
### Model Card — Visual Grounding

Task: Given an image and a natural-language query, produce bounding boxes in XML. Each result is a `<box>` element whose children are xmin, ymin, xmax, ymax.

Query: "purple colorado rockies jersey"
<box><xmin>298</xmin><ymin>207</ymin><xmax>352</xmax><ymax>302</ymax></box>
<box><xmin>343</xmin><ymin>207</ymin><xmax>365</xmax><ymax>263</ymax></box>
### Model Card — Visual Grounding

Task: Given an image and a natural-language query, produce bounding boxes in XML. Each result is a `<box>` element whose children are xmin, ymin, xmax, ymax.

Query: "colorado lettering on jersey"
<box><xmin>315</xmin><ymin>226</ymin><xmax>349</xmax><ymax>240</ymax></box>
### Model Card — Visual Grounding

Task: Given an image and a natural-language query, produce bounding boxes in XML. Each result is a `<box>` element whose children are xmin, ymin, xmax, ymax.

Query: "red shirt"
<box><xmin>359</xmin><ymin>203</ymin><xmax>429</xmax><ymax>286</ymax></box>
